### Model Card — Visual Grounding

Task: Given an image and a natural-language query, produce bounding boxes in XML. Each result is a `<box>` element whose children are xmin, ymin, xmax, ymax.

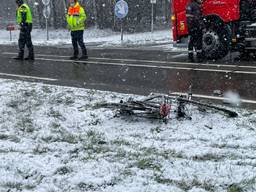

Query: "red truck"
<box><xmin>171</xmin><ymin>0</ymin><xmax>256</xmax><ymax>59</ymax></box>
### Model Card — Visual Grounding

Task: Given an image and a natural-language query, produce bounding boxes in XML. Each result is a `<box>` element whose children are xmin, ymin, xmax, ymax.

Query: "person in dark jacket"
<box><xmin>14</xmin><ymin>0</ymin><xmax>34</xmax><ymax>60</ymax></box>
<box><xmin>186</xmin><ymin>0</ymin><xmax>203</xmax><ymax>62</ymax></box>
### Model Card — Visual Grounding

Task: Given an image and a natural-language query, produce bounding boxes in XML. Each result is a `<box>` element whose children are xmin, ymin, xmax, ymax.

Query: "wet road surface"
<box><xmin>0</xmin><ymin>45</ymin><xmax>255</xmax><ymax>107</ymax></box>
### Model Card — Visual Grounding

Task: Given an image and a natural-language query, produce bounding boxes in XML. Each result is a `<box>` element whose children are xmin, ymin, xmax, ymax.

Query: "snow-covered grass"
<box><xmin>0</xmin><ymin>28</ymin><xmax>172</xmax><ymax>47</ymax></box>
<box><xmin>0</xmin><ymin>79</ymin><xmax>256</xmax><ymax>192</ymax></box>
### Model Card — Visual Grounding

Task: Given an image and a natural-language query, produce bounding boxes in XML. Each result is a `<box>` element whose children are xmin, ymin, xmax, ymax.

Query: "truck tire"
<box><xmin>251</xmin><ymin>9</ymin><xmax>256</xmax><ymax>21</ymax></box>
<box><xmin>202</xmin><ymin>18</ymin><xmax>232</xmax><ymax>60</ymax></box>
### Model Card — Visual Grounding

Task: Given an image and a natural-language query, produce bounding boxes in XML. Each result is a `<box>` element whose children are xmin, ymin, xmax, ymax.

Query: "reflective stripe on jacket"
<box><xmin>66</xmin><ymin>2</ymin><xmax>87</xmax><ymax>31</ymax></box>
<box><xmin>16</xmin><ymin>3</ymin><xmax>32</xmax><ymax>24</ymax></box>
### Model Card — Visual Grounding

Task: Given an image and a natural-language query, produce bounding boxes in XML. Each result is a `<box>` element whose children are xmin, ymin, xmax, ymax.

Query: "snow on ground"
<box><xmin>0</xmin><ymin>28</ymin><xmax>172</xmax><ymax>47</ymax></box>
<box><xmin>0</xmin><ymin>78</ymin><xmax>256</xmax><ymax>192</ymax></box>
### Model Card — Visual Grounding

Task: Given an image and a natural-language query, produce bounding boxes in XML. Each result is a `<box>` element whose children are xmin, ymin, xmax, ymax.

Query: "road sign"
<box><xmin>6</xmin><ymin>24</ymin><xmax>15</xmax><ymax>31</ymax></box>
<box><xmin>115</xmin><ymin>0</ymin><xmax>129</xmax><ymax>19</ymax></box>
<box><xmin>6</xmin><ymin>23</ymin><xmax>15</xmax><ymax>41</ymax></box>
<box><xmin>43</xmin><ymin>5</ymin><xmax>51</xmax><ymax>19</ymax></box>
<box><xmin>151</xmin><ymin>0</ymin><xmax>157</xmax><ymax>3</ymax></box>
<box><xmin>42</xmin><ymin>0</ymin><xmax>50</xmax><ymax>6</ymax></box>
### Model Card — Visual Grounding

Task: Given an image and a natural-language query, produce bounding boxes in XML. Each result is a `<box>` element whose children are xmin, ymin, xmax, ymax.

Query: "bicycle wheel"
<box><xmin>177</xmin><ymin>97</ymin><xmax>238</xmax><ymax>118</ymax></box>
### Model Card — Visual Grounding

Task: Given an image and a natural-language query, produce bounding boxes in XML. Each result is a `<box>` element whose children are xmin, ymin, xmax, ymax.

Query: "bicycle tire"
<box><xmin>177</xmin><ymin>97</ymin><xmax>238</xmax><ymax>118</ymax></box>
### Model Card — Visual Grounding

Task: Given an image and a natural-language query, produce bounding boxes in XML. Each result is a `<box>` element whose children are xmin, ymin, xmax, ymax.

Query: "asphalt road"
<box><xmin>0</xmin><ymin>44</ymin><xmax>256</xmax><ymax>107</ymax></box>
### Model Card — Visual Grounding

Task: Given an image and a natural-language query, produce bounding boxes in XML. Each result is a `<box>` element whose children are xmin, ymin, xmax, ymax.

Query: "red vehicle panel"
<box><xmin>202</xmin><ymin>0</ymin><xmax>240</xmax><ymax>22</ymax></box>
<box><xmin>171</xmin><ymin>0</ymin><xmax>241</xmax><ymax>41</ymax></box>
<box><xmin>172</xmin><ymin>0</ymin><xmax>190</xmax><ymax>41</ymax></box>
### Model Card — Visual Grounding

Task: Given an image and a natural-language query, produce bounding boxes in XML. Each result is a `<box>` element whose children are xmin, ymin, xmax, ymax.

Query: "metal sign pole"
<box><xmin>46</xmin><ymin>18</ymin><xmax>49</xmax><ymax>40</ymax></box>
<box><xmin>115</xmin><ymin>0</ymin><xmax>128</xmax><ymax>44</ymax></box>
<box><xmin>10</xmin><ymin>31</ymin><xmax>12</xmax><ymax>41</ymax></box>
<box><xmin>150</xmin><ymin>0</ymin><xmax>156</xmax><ymax>33</ymax></box>
<box><xmin>62</xmin><ymin>0</ymin><xmax>67</xmax><ymax>13</ymax></box>
<box><xmin>151</xmin><ymin>3</ymin><xmax>154</xmax><ymax>33</ymax></box>
<box><xmin>121</xmin><ymin>20</ymin><xmax>124</xmax><ymax>42</ymax></box>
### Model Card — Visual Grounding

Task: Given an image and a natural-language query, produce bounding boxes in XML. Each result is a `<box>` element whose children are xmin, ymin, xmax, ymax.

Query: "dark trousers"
<box><xmin>18</xmin><ymin>26</ymin><xmax>34</xmax><ymax>58</ymax></box>
<box><xmin>188</xmin><ymin>30</ymin><xmax>203</xmax><ymax>54</ymax></box>
<box><xmin>71</xmin><ymin>30</ymin><xmax>87</xmax><ymax>56</ymax></box>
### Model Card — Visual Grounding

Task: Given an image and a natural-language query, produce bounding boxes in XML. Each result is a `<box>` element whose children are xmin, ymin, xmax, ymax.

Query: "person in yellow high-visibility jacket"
<box><xmin>14</xmin><ymin>0</ymin><xmax>34</xmax><ymax>60</ymax></box>
<box><xmin>66</xmin><ymin>0</ymin><xmax>88</xmax><ymax>60</ymax></box>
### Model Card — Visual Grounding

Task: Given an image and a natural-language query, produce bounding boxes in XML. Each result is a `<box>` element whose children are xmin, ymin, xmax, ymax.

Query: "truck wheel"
<box><xmin>251</xmin><ymin>9</ymin><xmax>256</xmax><ymax>21</ymax></box>
<box><xmin>202</xmin><ymin>19</ymin><xmax>232</xmax><ymax>60</ymax></box>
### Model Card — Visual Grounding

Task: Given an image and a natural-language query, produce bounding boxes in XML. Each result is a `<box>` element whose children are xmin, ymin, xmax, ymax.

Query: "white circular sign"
<box><xmin>115</xmin><ymin>0</ymin><xmax>129</xmax><ymax>19</ymax></box>
<box><xmin>43</xmin><ymin>5</ymin><xmax>51</xmax><ymax>19</ymax></box>
<box><xmin>42</xmin><ymin>0</ymin><xmax>50</xmax><ymax>6</ymax></box>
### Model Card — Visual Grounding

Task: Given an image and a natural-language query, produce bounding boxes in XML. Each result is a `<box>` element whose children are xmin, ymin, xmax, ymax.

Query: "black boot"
<box><xmin>188</xmin><ymin>52</ymin><xmax>194</xmax><ymax>62</ymax></box>
<box><xmin>79</xmin><ymin>48</ymin><xmax>88</xmax><ymax>60</ymax></box>
<box><xmin>13</xmin><ymin>56</ymin><xmax>23</xmax><ymax>60</ymax></box>
<box><xmin>70</xmin><ymin>55</ymin><xmax>79</xmax><ymax>60</ymax></box>
<box><xmin>13</xmin><ymin>51</ymin><xmax>24</xmax><ymax>60</ymax></box>
<box><xmin>24</xmin><ymin>55</ymin><xmax>35</xmax><ymax>61</ymax></box>
<box><xmin>196</xmin><ymin>51</ymin><xmax>203</xmax><ymax>62</ymax></box>
<box><xmin>25</xmin><ymin>50</ymin><xmax>35</xmax><ymax>61</ymax></box>
<box><xmin>79</xmin><ymin>55</ymin><xmax>88</xmax><ymax>60</ymax></box>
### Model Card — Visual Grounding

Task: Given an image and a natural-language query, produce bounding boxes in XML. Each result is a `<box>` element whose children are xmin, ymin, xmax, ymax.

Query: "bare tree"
<box><xmin>2</xmin><ymin>0</ymin><xmax>170</xmax><ymax>31</ymax></box>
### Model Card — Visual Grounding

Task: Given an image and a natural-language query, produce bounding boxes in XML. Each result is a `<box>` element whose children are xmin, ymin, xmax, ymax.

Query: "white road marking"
<box><xmin>1</xmin><ymin>52</ymin><xmax>256</xmax><ymax>105</ymax></box>
<box><xmin>171</xmin><ymin>92</ymin><xmax>256</xmax><ymax>104</ymax></box>
<box><xmin>0</xmin><ymin>72</ymin><xmax>58</xmax><ymax>81</ymax></box>
<box><xmin>171</xmin><ymin>53</ymin><xmax>188</xmax><ymax>58</ymax></box>
<box><xmin>2</xmin><ymin>52</ymin><xmax>256</xmax><ymax>74</ymax></box>
<box><xmin>31</xmin><ymin>57</ymin><xmax>256</xmax><ymax>75</ymax></box>
<box><xmin>35</xmin><ymin>57</ymin><xmax>235</xmax><ymax>73</ymax></box>
<box><xmin>3</xmin><ymin>52</ymin><xmax>256</xmax><ymax>70</ymax></box>
<box><xmin>89</xmin><ymin>45</ymin><xmax>181</xmax><ymax>52</ymax></box>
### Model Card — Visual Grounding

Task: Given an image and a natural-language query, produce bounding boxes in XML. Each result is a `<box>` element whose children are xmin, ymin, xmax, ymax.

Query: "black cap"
<box><xmin>16</xmin><ymin>0</ymin><xmax>23</xmax><ymax>4</ymax></box>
